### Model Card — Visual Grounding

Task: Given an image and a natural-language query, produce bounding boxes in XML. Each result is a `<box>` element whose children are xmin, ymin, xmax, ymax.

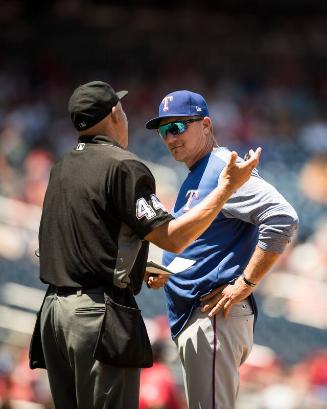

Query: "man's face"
<box><xmin>158</xmin><ymin>116</ymin><xmax>211</xmax><ymax>167</ymax></box>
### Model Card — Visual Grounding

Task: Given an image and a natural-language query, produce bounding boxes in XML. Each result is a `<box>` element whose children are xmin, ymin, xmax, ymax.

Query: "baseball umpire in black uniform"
<box><xmin>29</xmin><ymin>81</ymin><xmax>261</xmax><ymax>409</ymax></box>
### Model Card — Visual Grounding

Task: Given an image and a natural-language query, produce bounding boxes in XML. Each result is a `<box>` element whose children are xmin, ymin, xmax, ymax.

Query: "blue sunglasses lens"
<box><xmin>159</xmin><ymin>121</ymin><xmax>187</xmax><ymax>139</ymax></box>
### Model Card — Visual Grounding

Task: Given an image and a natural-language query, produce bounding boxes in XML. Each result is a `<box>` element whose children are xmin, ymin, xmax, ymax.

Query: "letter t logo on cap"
<box><xmin>162</xmin><ymin>96</ymin><xmax>173</xmax><ymax>112</ymax></box>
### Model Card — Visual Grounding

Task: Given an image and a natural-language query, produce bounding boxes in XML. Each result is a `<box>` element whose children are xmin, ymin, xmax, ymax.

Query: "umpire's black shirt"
<box><xmin>39</xmin><ymin>135</ymin><xmax>173</xmax><ymax>294</ymax></box>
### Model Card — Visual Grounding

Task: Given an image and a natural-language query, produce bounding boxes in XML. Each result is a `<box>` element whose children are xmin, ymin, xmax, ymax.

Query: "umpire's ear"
<box><xmin>111</xmin><ymin>102</ymin><xmax>124</xmax><ymax>125</ymax></box>
<box><xmin>111</xmin><ymin>105</ymin><xmax>119</xmax><ymax>124</ymax></box>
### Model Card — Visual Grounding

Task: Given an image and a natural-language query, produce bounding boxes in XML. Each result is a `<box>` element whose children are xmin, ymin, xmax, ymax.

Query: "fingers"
<box><xmin>244</xmin><ymin>149</ymin><xmax>255</xmax><ymax>160</ymax></box>
<box><xmin>243</xmin><ymin>147</ymin><xmax>262</xmax><ymax>164</ymax></box>
<box><xmin>225</xmin><ymin>151</ymin><xmax>237</xmax><ymax>171</ymax></box>
<box><xmin>201</xmin><ymin>277</ymin><xmax>255</xmax><ymax>319</ymax></box>
<box><xmin>229</xmin><ymin>151</ymin><xmax>238</xmax><ymax>165</ymax></box>
<box><xmin>201</xmin><ymin>292</ymin><xmax>225</xmax><ymax>316</ymax></box>
<box><xmin>249</xmin><ymin>147</ymin><xmax>261</xmax><ymax>164</ymax></box>
<box><xmin>237</xmin><ymin>148</ymin><xmax>261</xmax><ymax>177</ymax></box>
<box><xmin>146</xmin><ymin>274</ymin><xmax>169</xmax><ymax>290</ymax></box>
<box><xmin>252</xmin><ymin>147</ymin><xmax>262</xmax><ymax>161</ymax></box>
<box><xmin>226</xmin><ymin>147</ymin><xmax>261</xmax><ymax>178</ymax></box>
<box><xmin>246</xmin><ymin>147</ymin><xmax>261</xmax><ymax>159</ymax></box>
<box><xmin>203</xmin><ymin>296</ymin><xmax>232</xmax><ymax>318</ymax></box>
<box><xmin>223</xmin><ymin>300</ymin><xmax>233</xmax><ymax>318</ymax></box>
<box><xmin>200</xmin><ymin>286</ymin><xmax>224</xmax><ymax>302</ymax></box>
<box><xmin>144</xmin><ymin>271</ymin><xmax>151</xmax><ymax>282</ymax></box>
<box><xmin>207</xmin><ymin>305</ymin><xmax>221</xmax><ymax>317</ymax></box>
<box><xmin>243</xmin><ymin>147</ymin><xmax>261</xmax><ymax>166</ymax></box>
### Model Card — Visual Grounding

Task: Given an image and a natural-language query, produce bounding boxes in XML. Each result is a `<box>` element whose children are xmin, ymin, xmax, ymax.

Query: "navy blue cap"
<box><xmin>146</xmin><ymin>90</ymin><xmax>209</xmax><ymax>129</ymax></box>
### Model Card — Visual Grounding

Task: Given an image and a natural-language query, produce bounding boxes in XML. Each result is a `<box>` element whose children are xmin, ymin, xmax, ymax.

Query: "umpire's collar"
<box><xmin>78</xmin><ymin>134</ymin><xmax>120</xmax><ymax>147</ymax></box>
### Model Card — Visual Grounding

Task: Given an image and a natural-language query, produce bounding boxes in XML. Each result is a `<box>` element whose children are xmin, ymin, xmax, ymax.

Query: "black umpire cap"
<box><xmin>68</xmin><ymin>81</ymin><xmax>128</xmax><ymax>131</ymax></box>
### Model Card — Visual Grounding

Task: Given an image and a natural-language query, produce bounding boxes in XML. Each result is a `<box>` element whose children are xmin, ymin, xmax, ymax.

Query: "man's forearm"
<box><xmin>200</xmin><ymin>245</ymin><xmax>282</xmax><ymax>318</ymax></box>
<box><xmin>145</xmin><ymin>184</ymin><xmax>232</xmax><ymax>253</ymax></box>
<box><xmin>167</xmin><ymin>184</ymin><xmax>233</xmax><ymax>251</ymax></box>
<box><xmin>242</xmin><ymin>246</ymin><xmax>280</xmax><ymax>286</ymax></box>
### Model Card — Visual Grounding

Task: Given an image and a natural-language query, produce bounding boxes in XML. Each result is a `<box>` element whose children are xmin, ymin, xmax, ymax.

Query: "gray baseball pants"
<box><xmin>175</xmin><ymin>300</ymin><xmax>254</xmax><ymax>409</ymax></box>
<box><xmin>40</xmin><ymin>288</ymin><xmax>140</xmax><ymax>409</ymax></box>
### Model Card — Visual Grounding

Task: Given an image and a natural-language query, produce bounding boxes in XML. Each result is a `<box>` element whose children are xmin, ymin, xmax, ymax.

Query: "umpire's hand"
<box><xmin>220</xmin><ymin>147</ymin><xmax>261</xmax><ymax>193</ymax></box>
<box><xmin>144</xmin><ymin>272</ymin><xmax>169</xmax><ymax>289</ymax></box>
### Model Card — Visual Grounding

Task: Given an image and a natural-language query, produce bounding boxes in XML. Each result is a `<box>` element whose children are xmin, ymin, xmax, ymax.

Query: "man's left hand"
<box><xmin>200</xmin><ymin>277</ymin><xmax>254</xmax><ymax>318</ymax></box>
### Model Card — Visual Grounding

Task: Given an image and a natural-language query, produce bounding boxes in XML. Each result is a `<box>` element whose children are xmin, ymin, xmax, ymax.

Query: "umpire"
<box><xmin>30</xmin><ymin>81</ymin><xmax>260</xmax><ymax>409</ymax></box>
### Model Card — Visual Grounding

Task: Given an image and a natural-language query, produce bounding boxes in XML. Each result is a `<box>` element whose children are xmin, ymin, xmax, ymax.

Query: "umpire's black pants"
<box><xmin>40</xmin><ymin>287</ymin><xmax>140</xmax><ymax>409</ymax></box>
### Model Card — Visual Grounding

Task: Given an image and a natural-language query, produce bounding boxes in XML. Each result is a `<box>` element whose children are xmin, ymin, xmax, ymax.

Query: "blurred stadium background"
<box><xmin>0</xmin><ymin>1</ymin><xmax>326</xmax><ymax>408</ymax></box>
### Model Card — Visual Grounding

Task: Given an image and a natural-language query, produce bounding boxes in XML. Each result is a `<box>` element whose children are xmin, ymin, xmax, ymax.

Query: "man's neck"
<box><xmin>185</xmin><ymin>139</ymin><xmax>218</xmax><ymax>169</ymax></box>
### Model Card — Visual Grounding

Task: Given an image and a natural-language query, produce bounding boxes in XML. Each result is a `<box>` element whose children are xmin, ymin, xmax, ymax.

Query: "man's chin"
<box><xmin>171</xmin><ymin>151</ymin><xmax>185</xmax><ymax>162</ymax></box>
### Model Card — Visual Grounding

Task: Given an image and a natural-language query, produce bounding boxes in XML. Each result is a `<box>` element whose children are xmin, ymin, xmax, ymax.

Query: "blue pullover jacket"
<box><xmin>163</xmin><ymin>147</ymin><xmax>299</xmax><ymax>339</ymax></box>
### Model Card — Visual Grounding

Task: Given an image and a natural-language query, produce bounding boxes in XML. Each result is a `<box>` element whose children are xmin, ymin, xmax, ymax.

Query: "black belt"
<box><xmin>48</xmin><ymin>285</ymin><xmax>105</xmax><ymax>296</ymax></box>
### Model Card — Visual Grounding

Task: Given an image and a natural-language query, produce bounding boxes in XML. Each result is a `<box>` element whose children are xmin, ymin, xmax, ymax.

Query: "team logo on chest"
<box><xmin>183</xmin><ymin>190</ymin><xmax>199</xmax><ymax>212</ymax></box>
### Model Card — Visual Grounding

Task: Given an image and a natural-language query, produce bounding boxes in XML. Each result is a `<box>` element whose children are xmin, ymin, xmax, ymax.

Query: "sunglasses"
<box><xmin>158</xmin><ymin>118</ymin><xmax>203</xmax><ymax>140</ymax></box>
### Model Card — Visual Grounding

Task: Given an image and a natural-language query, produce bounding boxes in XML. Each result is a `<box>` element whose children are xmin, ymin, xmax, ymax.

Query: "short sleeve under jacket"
<box><xmin>39</xmin><ymin>135</ymin><xmax>173</xmax><ymax>293</ymax></box>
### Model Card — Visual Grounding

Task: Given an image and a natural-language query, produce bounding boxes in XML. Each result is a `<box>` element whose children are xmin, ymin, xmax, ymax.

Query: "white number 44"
<box><xmin>136</xmin><ymin>195</ymin><xmax>167</xmax><ymax>220</ymax></box>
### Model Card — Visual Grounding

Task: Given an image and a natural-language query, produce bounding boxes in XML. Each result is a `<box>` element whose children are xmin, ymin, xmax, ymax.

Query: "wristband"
<box><xmin>241</xmin><ymin>274</ymin><xmax>256</xmax><ymax>287</ymax></box>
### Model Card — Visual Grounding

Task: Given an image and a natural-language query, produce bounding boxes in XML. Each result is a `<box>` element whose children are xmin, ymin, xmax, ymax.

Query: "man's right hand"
<box><xmin>221</xmin><ymin>148</ymin><xmax>261</xmax><ymax>192</ymax></box>
<box><xmin>144</xmin><ymin>271</ymin><xmax>169</xmax><ymax>289</ymax></box>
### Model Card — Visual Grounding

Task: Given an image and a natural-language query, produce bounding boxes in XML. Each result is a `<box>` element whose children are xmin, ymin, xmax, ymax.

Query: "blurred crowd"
<box><xmin>0</xmin><ymin>2</ymin><xmax>326</xmax><ymax>408</ymax></box>
<box><xmin>1</xmin><ymin>67</ymin><xmax>326</xmax><ymax>240</ymax></box>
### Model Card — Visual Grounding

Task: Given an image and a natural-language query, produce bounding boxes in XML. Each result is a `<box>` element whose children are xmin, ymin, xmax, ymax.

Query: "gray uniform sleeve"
<box><xmin>221</xmin><ymin>174</ymin><xmax>299</xmax><ymax>253</ymax></box>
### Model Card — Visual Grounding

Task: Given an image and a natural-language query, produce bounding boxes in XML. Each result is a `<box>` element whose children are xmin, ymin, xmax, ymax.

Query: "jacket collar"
<box><xmin>78</xmin><ymin>134</ymin><xmax>119</xmax><ymax>147</ymax></box>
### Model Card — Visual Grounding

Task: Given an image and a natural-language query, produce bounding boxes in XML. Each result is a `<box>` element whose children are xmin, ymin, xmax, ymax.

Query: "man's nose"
<box><xmin>164</xmin><ymin>132</ymin><xmax>178</xmax><ymax>143</ymax></box>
